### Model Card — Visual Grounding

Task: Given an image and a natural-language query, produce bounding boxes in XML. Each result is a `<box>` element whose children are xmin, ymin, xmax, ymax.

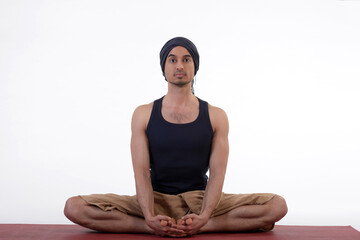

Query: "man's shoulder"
<box><xmin>131</xmin><ymin>101</ymin><xmax>154</xmax><ymax>130</ymax></box>
<box><xmin>208</xmin><ymin>103</ymin><xmax>227</xmax><ymax>118</ymax></box>
<box><xmin>208</xmin><ymin>103</ymin><xmax>229</xmax><ymax>132</ymax></box>
<box><xmin>133</xmin><ymin>101</ymin><xmax>154</xmax><ymax>118</ymax></box>
<box><xmin>134</xmin><ymin>102</ymin><xmax>153</xmax><ymax>112</ymax></box>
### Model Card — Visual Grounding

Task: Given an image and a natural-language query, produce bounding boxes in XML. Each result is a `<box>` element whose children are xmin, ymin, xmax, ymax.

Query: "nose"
<box><xmin>176</xmin><ymin>62</ymin><xmax>183</xmax><ymax>70</ymax></box>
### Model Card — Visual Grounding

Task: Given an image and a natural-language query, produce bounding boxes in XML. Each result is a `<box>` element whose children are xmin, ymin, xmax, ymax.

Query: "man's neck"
<box><xmin>164</xmin><ymin>85</ymin><xmax>196</xmax><ymax>107</ymax></box>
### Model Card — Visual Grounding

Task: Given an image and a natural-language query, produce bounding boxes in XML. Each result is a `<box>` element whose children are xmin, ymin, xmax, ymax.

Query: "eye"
<box><xmin>184</xmin><ymin>58</ymin><xmax>191</xmax><ymax>63</ymax></box>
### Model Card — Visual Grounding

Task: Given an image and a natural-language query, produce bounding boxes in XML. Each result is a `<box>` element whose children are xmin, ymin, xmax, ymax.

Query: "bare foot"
<box><xmin>170</xmin><ymin>218</ymin><xmax>176</xmax><ymax>225</ymax></box>
<box><xmin>185</xmin><ymin>218</ymin><xmax>192</xmax><ymax>225</ymax></box>
<box><xmin>177</xmin><ymin>219</ymin><xmax>184</xmax><ymax>225</ymax></box>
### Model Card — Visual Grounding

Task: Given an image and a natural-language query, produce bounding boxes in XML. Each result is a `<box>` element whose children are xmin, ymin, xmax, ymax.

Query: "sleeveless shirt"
<box><xmin>146</xmin><ymin>96</ymin><xmax>214</xmax><ymax>195</ymax></box>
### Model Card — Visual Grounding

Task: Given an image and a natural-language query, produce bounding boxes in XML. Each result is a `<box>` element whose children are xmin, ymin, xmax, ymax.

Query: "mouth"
<box><xmin>174</xmin><ymin>72</ymin><xmax>186</xmax><ymax>77</ymax></box>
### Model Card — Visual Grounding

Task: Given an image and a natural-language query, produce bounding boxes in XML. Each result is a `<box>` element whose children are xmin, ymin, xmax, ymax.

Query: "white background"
<box><xmin>1</xmin><ymin>0</ymin><xmax>359</xmax><ymax>231</ymax></box>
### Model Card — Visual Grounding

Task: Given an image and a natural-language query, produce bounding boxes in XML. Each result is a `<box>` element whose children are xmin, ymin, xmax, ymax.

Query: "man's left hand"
<box><xmin>175</xmin><ymin>214</ymin><xmax>209</xmax><ymax>236</ymax></box>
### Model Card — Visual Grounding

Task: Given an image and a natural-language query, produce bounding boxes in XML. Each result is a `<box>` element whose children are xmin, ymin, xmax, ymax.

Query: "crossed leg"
<box><xmin>64</xmin><ymin>195</ymin><xmax>287</xmax><ymax>235</ymax></box>
<box><xmin>200</xmin><ymin>195</ymin><xmax>288</xmax><ymax>233</ymax></box>
<box><xmin>64</xmin><ymin>196</ymin><xmax>153</xmax><ymax>233</ymax></box>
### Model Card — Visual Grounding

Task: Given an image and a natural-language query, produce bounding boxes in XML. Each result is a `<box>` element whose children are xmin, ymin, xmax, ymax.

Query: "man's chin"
<box><xmin>169</xmin><ymin>80</ymin><xmax>191</xmax><ymax>87</ymax></box>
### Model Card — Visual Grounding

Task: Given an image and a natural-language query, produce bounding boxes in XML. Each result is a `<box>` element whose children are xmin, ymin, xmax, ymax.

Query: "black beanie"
<box><xmin>159</xmin><ymin>37</ymin><xmax>200</xmax><ymax>77</ymax></box>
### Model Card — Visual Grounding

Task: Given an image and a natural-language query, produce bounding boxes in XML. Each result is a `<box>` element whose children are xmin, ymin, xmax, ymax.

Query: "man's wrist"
<box><xmin>199</xmin><ymin>212</ymin><xmax>211</xmax><ymax>221</ymax></box>
<box><xmin>143</xmin><ymin>212</ymin><xmax>155</xmax><ymax>221</ymax></box>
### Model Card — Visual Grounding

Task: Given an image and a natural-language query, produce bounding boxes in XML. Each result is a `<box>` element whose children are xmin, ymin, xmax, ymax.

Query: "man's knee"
<box><xmin>266</xmin><ymin>195</ymin><xmax>288</xmax><ymax>223</ymax></box>
<box><xmin>64</xmin><ymin>196</ymin><xmax>87</xmax><ymax>224</ymax></box>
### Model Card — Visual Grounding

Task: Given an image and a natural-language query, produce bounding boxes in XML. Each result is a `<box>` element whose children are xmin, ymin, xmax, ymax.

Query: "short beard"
<box><xmin>170</xmin><ymin>80</ymin><xmax>191</xmax><ymax>87</ymax></box>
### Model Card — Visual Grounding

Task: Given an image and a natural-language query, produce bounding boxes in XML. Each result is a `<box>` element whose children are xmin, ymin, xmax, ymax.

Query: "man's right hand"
<box><xmin>145</xmin><ymin>215</ymin><xmax>187</xmax><ymax>237</ymax></box>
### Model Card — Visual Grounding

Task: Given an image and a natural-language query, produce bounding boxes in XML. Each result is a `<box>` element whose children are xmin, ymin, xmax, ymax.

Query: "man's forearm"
<box><xmin>199</xmin><ymin>174</ymin><xmax>224</xmax><ymax>219</ymax></box>
<box><xmin>135</xmin><ymin>172</ymin><xmax>155</xmax><ymax>220</ymax></box>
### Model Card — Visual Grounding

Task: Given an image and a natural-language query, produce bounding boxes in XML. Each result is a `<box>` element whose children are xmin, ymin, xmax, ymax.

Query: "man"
<box><xmin>64</xmin><ymin>37</ymin><xmax>287</xmax><ymax>237</ymax></box>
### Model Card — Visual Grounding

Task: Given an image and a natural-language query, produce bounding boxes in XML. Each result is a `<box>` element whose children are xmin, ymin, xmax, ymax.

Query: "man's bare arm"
<box><xmin>131</xmin><ymin>105</ymin><xmax>155</xmax><ymax>220</ymax></box>
<box><xmin>200</xmin><ymin>106</ymin><xmax>229</xmax><ymax>217</ymax></box>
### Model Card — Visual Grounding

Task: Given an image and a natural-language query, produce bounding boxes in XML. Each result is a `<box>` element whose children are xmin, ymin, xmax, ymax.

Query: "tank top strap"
<box><xmin>146</xmin><ymin>97</ymin><xmax>163</xmax><ymax>133</ymax></box>
<box><xmin>155</xmin><ymin>96</ymin><xmax>164</xmax><ymax>115</ymax></box>
<box><xmin>198</xmin><ymin>98</ymin><xmax>206</xmax><ymax>117</ymax></box>
<box><xmin>198</xmin><ymin>98</ymin><xmax>213</xmax><ymax>133</ymax></box>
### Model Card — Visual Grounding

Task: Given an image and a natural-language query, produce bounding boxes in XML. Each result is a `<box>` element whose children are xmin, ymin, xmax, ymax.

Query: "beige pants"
<box><xmin>81</xmin><ymin>190</ymin><xmax>275</xmax><ymax>230</ymax></box>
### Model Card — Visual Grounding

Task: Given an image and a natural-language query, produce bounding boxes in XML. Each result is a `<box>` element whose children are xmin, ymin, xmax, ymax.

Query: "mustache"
<box><xmin>174</xmin><ymin>71</ymin><xmax>186</xmax><ymax>75</ymax></box>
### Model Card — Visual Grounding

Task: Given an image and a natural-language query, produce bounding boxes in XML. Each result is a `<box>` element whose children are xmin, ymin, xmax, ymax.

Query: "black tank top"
<box><xmin>146</xmin><ymin>96</ymin><xmax>214</xmax><ymax>195</ymax></box>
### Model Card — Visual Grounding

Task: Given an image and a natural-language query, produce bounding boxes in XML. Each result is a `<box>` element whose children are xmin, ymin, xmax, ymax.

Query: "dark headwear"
<box><xmin>159</xmin><ymin>37</ymin><xmax>200</xmax><ymax>78</ymax></box>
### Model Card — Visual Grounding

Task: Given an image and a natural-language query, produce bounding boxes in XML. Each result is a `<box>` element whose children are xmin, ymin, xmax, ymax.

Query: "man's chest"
<box><xmin>161</xmin><ymin>107</ymin><xmax>199</xmax><ymax>124</ymax></box>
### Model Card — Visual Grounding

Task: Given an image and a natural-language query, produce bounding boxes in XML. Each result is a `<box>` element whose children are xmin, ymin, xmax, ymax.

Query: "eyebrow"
<box><xmin>167</xmin><ymin>54</ymin><xmax>192</xmax><ymax>58</ymax></box>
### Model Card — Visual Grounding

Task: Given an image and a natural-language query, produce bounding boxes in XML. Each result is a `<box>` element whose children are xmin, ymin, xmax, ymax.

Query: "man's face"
<box><xmin>164</xmin><ymin>46</ymin><xmax>195</xmax><ymax>87</ymax></box>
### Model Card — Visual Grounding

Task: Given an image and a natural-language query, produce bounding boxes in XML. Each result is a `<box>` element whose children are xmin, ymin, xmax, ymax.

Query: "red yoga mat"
<box><xmin>0</xmin><ymin>224</ymin><xmax>359</xmax><ymax>240</ymax></box>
